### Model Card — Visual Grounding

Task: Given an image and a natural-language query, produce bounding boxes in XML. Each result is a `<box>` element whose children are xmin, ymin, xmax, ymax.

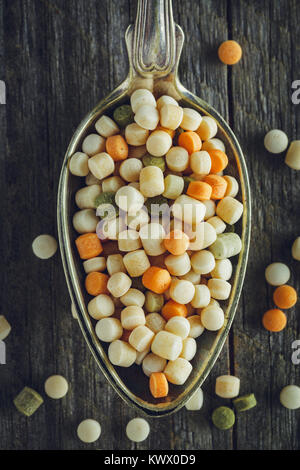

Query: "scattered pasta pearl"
<box><xmin>126</xmin><ymin>418</ymin><xmax>150</xmax><ymax>442</ymax></box>
<box><xmin>77</xmin><ymin>419</ymin><xmax>101</xmax><ymax>443</ymax></box>
<box><xmin>44</xmin><ymin>375</ymin><xmax>69</xmax><ymax>399</ymax></box>
<box><xmin>215</xmin><ymin>375</ymin><xmax>240</xmax><ymax>398</ymax></box>
<box><xmin>285</xmin><ymin>140</ymin><xmax>300</xmax><ymax>170</ymax></box>
<box><xmin>82</xmin><ymin>133</ymin><xmax>106</xmax><ymax>156</ymax></box>
<box><xmin>69</xmin><ymin>152</ymin><xmax>89</xmax><ymax>176</ymax></box>
<box><xmin>185</xmin><ymin>387</ymin><xmax>203</xmax><ymax>410</ymax></box>
<box><xmin>0</xmin><ymin>315</ymin><xmax>11</xmax><ymax>340</ymax></box>
<box><xmin>218</xmin><ymin>40</ymin><xmax>242</xmax><ymax>65</ymax></box>
<box><xmin>32</xmin><ymin>234</ymin><xmax>58</xmax><ymax>259</ymax></box>
<box><xmin>265</xmin><ymin>262</ymin><xmax>290</xmax><ymax>286</ymax></box>
<box><xmin>130</xmin><ymin>89</ymin><xmax>156</xmax><ymax>113</ymax></box>
<box><xmin>292</xmin><ymin>237</ymin><xmax>300</xmax><ymax>261</ymax></box>
<box><xmin>280</xmin><ymin>385</ymin><xmax>300</xmax><ymax>409</ymax></box>
<box><xmin>264</xmin><ymin>129</ymin><xmax>288</xmax><ymax>154</ymax></box>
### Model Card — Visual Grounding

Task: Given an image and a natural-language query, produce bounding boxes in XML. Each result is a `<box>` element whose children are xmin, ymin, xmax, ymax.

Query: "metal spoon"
<box><xmin>57</xmin><ymin>0</ymin><xmax>251</xmax><ymax>417</ymax></box>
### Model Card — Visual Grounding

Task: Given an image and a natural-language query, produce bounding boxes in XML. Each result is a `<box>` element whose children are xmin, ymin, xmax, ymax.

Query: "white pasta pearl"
<box><xmin>95</xmin><ymin>317</ymin><xmax>123</xmax><ymax>342</ymax></box>
<box><xmin>285</xmin><ymin>140</ymin><xmax>300</xmax><ymax>170</ymax></box>
<box><xmin>145</xmin><ymin>313</ymin><xmax>166</xmax><ymax>334</ymax></box>
<box><xmin>69</xmin><ymin>152</ymin><xmax>89</xmax><ymax>176</ymax></box>
<box><xmin>292</xmin><ymin>237</ymin><xmax>300</xmax><ymax>261</ymax></box>
<box><xmin>146</xmin><ymin>130</ymin><xmax>172</xmax><ymax>157</ymax></box>
<box><xmin>211</xmin><ymin>259</ymin><xmax>232</xmax><ymax>280</ymax></box>
<box><xmin>201</xmin><ymin>222</ymin><xmax>217</xmax><ymax>249</ymax></box>
<box><xmin>165</xmin><ymin>252</ymin><xmax>191</xmax><ymax>276</ymax></box>
<box><xmin>169</xmin><ymin>279</ymin><xmax>195</xmax><ymax>304</ymax></box>
<box><xmin>95</xmin><ymin>115</ymin><xmax>119</xmax><ymax>137</ymax></box>
<box><xmin>126</xmin><ymin>418</ymin><xmax>150</xmax><ymax>443</ymax></box>
<box><xmin>135</xmin><ymin>348</ymin><xmax>151</xmax><ymax>365</ymax></box>
<box><xmin>102</xmin><ymin>176</ymin><xmax>125</xmax><ymax>193</ymax></box>
<box><xmin>106</xmin><ymin>254</ymin><xmax>126</xmax><ymax>275</ymax></box>
<box><xmin>77</xmin><ymin>419</ymin><xmax>101</xmax><ymax>443</ymax></box>
<box><xmin>179</xmin><ymin>269</ymin><xmax>201</xmax><ymax>285</ymax></box>
<box><xmin>215</xmin><ymin>375</ymin><xmax>240</xmax><ymax>398</ymax></box>
<box><xmin>180</xmin><ymin>108</ymin><xmax>202</xmax><ymax>131</ymax></box>
<box><xmin>151</xmin><ymin>331</ymin><xmax>182</xmax><ymax>360</ymax></box>
<box><xmin>163</xmin><ymin>174</ymin><xmax>184</xmax><ymax>199</ymax></box>
<box><xmin>172</xmin><ymin>195</ymin><xmax>206</xmax><ymax>225</ymax></box>
<box><xmin>265</xmin><ymin>262</ymin><xmax>290</xmax><ymax>286</ymax></box>
<box><xmin>180</xmin><ymin>337</ymin><xmax>197</xmax><ymax>361</ymax></box>
<box><xmin>125</xmin><ymin>123</ymin><xmax>150</xmax><ymax>146</ymax></box>
<box><xmin>191</xmin><ymin>250</ymin><xmax>215</xmax><ymax>274</ymax></box>
<box><xmin>120</xmin><ymin>288</ymin><xmax>145</xmax><ymax>307</ymax></box>
<box><xmin>190</xmin><ymin>151</ymin><xmax>211</xmax><ymax>175</ymax></box>
<box><xmin>119</xmin><ymin>158</ymin><xmax>143</xmax><ymax>182</ymax></box>
<box><xmin>156</xmin><ymin>95</ymin><xmax>178</xmax><ymax>111</ymax></box>
<box><xmin>187</xmin><ymin>316</ymin><xmax>205</xmax><ymax>338</ymax></box>
<box><xmin>280</xmin><ymin>385</ymin><xmax>300</xmax><ymax>409</ymax></box>
<box><xmin>126</xmin><ymin>209</ymin><xmax>149</xmax><ymax>231</ymax></box>
<box><xmin>202</xmin><ymin>200</ymin><xmax>216</xmax><ymax>220</ymax></box>
<box><xmin>121</xmin><ymin>306</ymin><xmax>146</xmax><ymax>330</ymax></box>
<box><xmin>88</xmin><ymin>152</ymin><xmax>115</xmax><ymax>180</ymax></box>
<box><xmin>196</xmin><ymin>116</ymin><xmax>218</xmax><ymax>141</ymax></box>
<box><xmin>164</xmin><ymin>357</ymin><xmax>193</xmax><ymax>385</ymax></box>
<box><xmin>130</xmin><ymin>88</ymin><xmax>156</xmax><ymax>113</ymax></box>
<box><xmin>82</xmin><ymin>133</ymin><xmax>106</xmax><ymax>156</ymax></box>
<box><xmin>115</xmin><ymin>186</ymin><xmax>145</xmax><ymax>215</ymax></box>
<box><xmin>123</xmin><ymin>249</ymin><xmax>150</xmax><ymax>277</ymax></box>
<box><xmin>118</xmin><ymin>229</ymin><xmax>142</xmax><ymax>252</ymax></box>
<box><xmin>142</xmin><ymin>353</ymin><xmax>166</xmax><ymax>377</ymax></box>
<box><xmin>75</xmin><ymin>184</ymin><xmax>102</xmax><ymax>209</ymax></box>
<box><xmin>83</xmin><ymin>256</ymin><xmax>106</xmax><ymax>274</ymax></box>
<box><xmin>166</xmin><ymin>146</ymin><xmax>189</xmax><ymax>172</ymax></box>
<box><xmin>223</xmin><ymin>175</ymin><xmax>239</xmax><ymax>198</ymax></box>
<box><xmin>32</xmin><ymin>234</ymin><xmax>58</xmax><ymax>259</ymax></box>
<box><xmin>108</xmin><ymin>340</ymin><xmax>136</xmax><ymax>367</ymax></box>
<box><xmin>88</xmin><ymin>294</ymin><xmax>115</xmax><ymax>320</ymax></box>
<box><xmin>134</xmin><ymin>104</ymin><xmax>159</xmax><ymax>130</ymax></box>
<box><xmin>101</xmin><ymin>217</ymin><xmax>122</xmax><ymax>240</ymax></box>
<box><xmin>107</xmin><ymin>272</ymin><xmax>132</xmax><ymax>297</ymax></box>
<box><xmin>160</xmin><ymin>104</ymin><xmax>184</xmax><ymax>130</ymax></box>
<box><xmin>129</xmin><ymin>325</ymin><xmax>154</xmax><ymax>352</ymax></box>
<box><xmin>140</xmin><ymin>166</ymin><xmax>165</xmax><ymax>197</ymax></box>
<box><xmin>44</xmin><ymin>375</ymin><xmax>69</xmax><ymax>399</ymax></box>
<box><xmin>191</xmin><ymin>284</ymin><xmax>211</xmax><ymax>308</ymax></box>
<box><xmin>0</xmin><ymin>315</ymin><xmax>11</xmax><ymax>340</ymax></box>
<box><xmin>73</xmin><ymin>209</ymin><xmax>98</xmax><ymax>234</ymax></box>
<box><xmin>200</xmin><ymin>305</ymin><xmax>224</xmax><ymax>331</ymax></box>
<box><xmin>208</xmin><ymin>278</ymin><xmax>232</xmax><ymax>300</ymax></box>
<box><xmin>206</xmin><ymin>216</ymin><xmax>226</xmax><ymax>234</ymax></box>
<box><xmin>128</xmin><ymin>144</ymin><xmax>147</xmax><ymax>159</ymax></box>
<box><xmin>139</xmin><ymin>223</ymin><xmax>166</xmax><ymax>256</ymax></box>
<box><xmin>202</xmin><ymin>138</ymin><xmax>225</xmax><ymax>152</ymax></box>
<box><xmin>185</xmin><ymin>387</ymin><xmax>203</xmax><ymax>410</ymax></box>
<box><xmin>264</xmin><ymin>129</ymin><xmax>288</xmax><ymax>154</ymax></box>
<box><xmin>165</xmin><ymin>316</ymin><xmax>190</xmax><ymax>339</ymax></box>
<box><xmin>216</xmin><ymin>197</ymin><xmax>244</xmax><ymax>225</ymax></box>
<box><xmin>85</xmin><ymin>172</ymin><xmax>101</xmax><ymax>186</ymax></box>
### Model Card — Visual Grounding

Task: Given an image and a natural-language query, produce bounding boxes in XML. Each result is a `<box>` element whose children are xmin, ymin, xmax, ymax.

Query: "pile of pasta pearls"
<box><xmin>69</xmin><ymin>88</ymin><xmax>244</xmax><ymax>399</ymax></box>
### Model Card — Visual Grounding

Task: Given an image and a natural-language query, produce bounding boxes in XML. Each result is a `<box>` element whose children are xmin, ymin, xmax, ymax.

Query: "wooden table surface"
<box><xmin>0</xmin><ymin>0</ymin><xmax>299</xmax><ymax>450</ymax></box>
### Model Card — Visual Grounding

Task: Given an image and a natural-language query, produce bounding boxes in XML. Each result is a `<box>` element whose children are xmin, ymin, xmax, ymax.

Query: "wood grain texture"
<box><xmin>0</xmin><ymin>0</ymin><xmax>299</xmax><ymax>450</ymax></box>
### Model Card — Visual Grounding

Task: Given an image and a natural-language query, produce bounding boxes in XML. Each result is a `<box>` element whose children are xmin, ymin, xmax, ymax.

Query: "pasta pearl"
<box><xmin>166</xmin><ymin>147</ymin><xmax>189</xmax><ymax>172</ymax></box>
<box><xmin>121</xmin><ymin>306</ymin><xmax>146</xmax><ymax>330</ymax></box>
<box><xmin>206</xmin><ymin>216</ymin><xmax>226</xmax><ymax>234</ymax></box>
<box><xmin>223</xmin><ymin>176</ymin><xmax>239</xmax><ymax>198</ymax></box>
<box><xmin>126</xmin><ymin>418</ymin><xmax>150</xmax><ymax>442</ymax></box>
<box><xmin>44</xmin><ymin>375</ymin><xmax>69</xmax><ymax>399</ymax></box>
<box><xmin>88</xmin><ymin>152</ymin><xmax>115</xmax><ymax>180</ymax></box>
<box><xmin>75</xmin><ymin>184</ymin><xmax>102</xmax><ymax>209</ymax></box>
<box><xmin>265</xmin><ymin>262</ymin><xmax>290</xmax><ymax>286</ymax></box>
<box><xmin>95</xmin><ymin>115</ymin><xmax>119</xmax><ymax>137</ymax></box>
<box><xmin>77</xmin><ymin>419</ymin><xmax>101</xmax><ymax>443</ymax></box>
<box><xmin>165</xmin><ymin>316</ymin><xmax>190</xmax><ymax>339</ymax></box>
<box><xmin>83</xmin><ymin>256</ymin><xmax>106</xmax><ymax>274</ymax></box>
<box><xmin>180</xmin><ymin>337</ymin><xmax>197</xmax><ymax>361</ymax></box>
<box><xmin>216</xmin><ymin>196</ymin><xmax>244</xmax><ymax>225</ymax></box>
<box><xmin>139</xmin><ymin>223</ymin><xmax>166</xmax><ymax>256</ymax></box>
<box><xmin>32</xmin><ymin>234</ymin><xmax>58</xmax><ymax>259</ymax></box>
<box><xmin>165</xmin><ymin>252</ymin><xmax>191</xmax><ymax>276</ymax></box>
<box><xmin>125</xmin><ymin>123</ymin><xmax>149</xmax><ymax>146</ymax></box>
<box><xmin>107</xmin><ymin>272</ymin><xmax>132</xmax><ymax>297</ymax></box>
<box><xmin>146</xmin><ymin>130</ymin><xmax>172</xmax><ymax>157</ymax></box>
<box><xmin>119</xmin><ymin>158</ymin><xmax>143</xmax><ymax>182</ymax></box>
<box><xmin>142</xmin><ymin>353</ymin><xmax>167</xmax><ymax>377</ymax></box>
<box><xmin>191</xmin><ymin>250</ymin><xmax>216</xmax><ymax>274</ymax></box>
<box><xmin>164</xmin><ymin>358</ymin><xmax>193</xmax><ymax>385</ymax></box>
<box><xmin>285</xmin><ymin>140</ymin><xmax>300</xmax><ymax>170</ymax></box>
<box><xmin>172</xmin><ymin>195</ymin><xmax>206</xmax><ymax>225</ymax></box>
<box><xmin>187</xmin><ymin>316</ymin><xmax>205</xmax><ymax>338</ymax></box>
<box><xmin>102</xmin><ymin>176</ymin><xmax>125</xmax><ymax>193</ymax></box>
<box><xmin>88</xmin><ymin>294</ymin><xmax>115</xmax><ymax>320</ymax></box>
<box><xmin>0</xmin><ymin>315</ymin><xmax>11</xmax><ymax>340</ymax></box>
<box><xmin>123</xmin><ymin>249</ymin><xmax>150</xmax><ymax>277</ymax></box>
<box><xmin>280</xmin><ymin>385</ymin><xmax>300</xmax><ymax>409</ymax></box>
<box><xmin>151</xmin><ymin>330</ymin><xmax>182</xmax><ymax>361</ymax></box>
<box><xmin>118</xmin><ymin>229</ymin><xmax>142</xmax><ymax>252</ymax></box>
<box><xmin>200</xmin><ymin>305</ymin><xmax>224</xmax><ymax>331</ymax></box>
<box><xmin>215</xmin><ymin>375</ymin><xmax>240</xmax><ymax>398</ymax></box>
<box><xmin>130</xmin><ymin>88</ymin><xmax>156</xmax><ymax>113</ymax></box>
<box><xmin>82</xmin><ymin>133</ymin><xmax>106</xmax><ymax>156</ymax></box>
<box><xmin>169</xmin><ymin>279</ymin><xmax>195</xmax><ymax>304</ymax></box>
<box><xmin>129</xmin><ymin>325</ymin><xmax>154</xmax><ymax>352</ymax></box>
<box><xmin>69</xmin><ymin>152</ymin><xmax>89</xmax><ymax>177</ymax></box>
<box><xmin>120</xmin><ymin>288</ymin><xmax>146</xmax><ymax>307</ymax></box>
<box><xmin>72</xmin><ymin>209</ymin><xmax>99</xmax><ymax>234</ymax></box>
<box><xmin>106</xmin><ymin>254</ymin><xmax>126</xmax><ymax>275</ymax></box>
<box><xmin>191</xmin><ymin>284</ymin><xmax>211</xmax><ymax>308</ymax></box>
<box><xmin>180</xmin><ymin>108</ymin><xmax>202</xmax><ymax>131</ymax></box>
<box><xmin>292</xmin><ymin>237</ymin><xmax>300</xmax><ymax>261</ymax></box>
<box><xmin>208</xmin><ymin>278</ymin><xmax>232</xmax><ymax>300</ymax></box>
<box><xmin>145</xmin><ymin>313</ymin><xmax>166</xmax><ymax>333</ymax></box>
<box><xmin>108</xmin><ymin>340</ymin><xmax>136</xmax><ymax>367</ymax></box>
<box><xmin>202</xmin><ymin>138</ymin><xmax>225</xmax><ymax>152</ymax></box>
<box><xmin>95</xmin><ymin>318</ymin><xmax>123</xmax><ymax>342</ymax></box>
<box><xmin>264</xmin><ymin>129</ymin><xmax>288</xmax><ymax>154</ymax></box>
<box><xmin>115</xmin><ymin>186</ymin><xmax>145</xmax><ymax>214</ymax></box>
<box><xmin>185</xmin><ymin>387</ymin><xmax>203</xmax><ymax>410</ymax></box>
<box><xmin>210</xmin><ymin>259</ymin><xmax>233</xmax><ymax>280</ymax></box>
<box><xmin>140</xmin><ymin>166</ymin><xmax>165</xmax><ymax>197</ymax></box>
<box><xmin>134</xmin><ymin>104</ymin><xmax>160</xmax><ymax>130</ymax></box>
<box><xmin>156</xmin><ymin>95</ymin><xmax>178</xmax><ymax>111</ymax></box>
<box><xmin>190</xmin><ymin>151</ymin><xmax>211</xmax><ymax>175</ymax></box>
<box><xmin>196</xmin><ymin>116</ymin><xmax>218</xmax><ymax>141</ymax></box>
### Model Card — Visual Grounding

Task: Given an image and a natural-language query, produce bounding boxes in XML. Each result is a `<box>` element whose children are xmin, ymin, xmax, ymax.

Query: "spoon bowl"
<box><xmin>57</xmin><ymin>0</ymin><xmax>251</xmax><ymax>417</ymax></box>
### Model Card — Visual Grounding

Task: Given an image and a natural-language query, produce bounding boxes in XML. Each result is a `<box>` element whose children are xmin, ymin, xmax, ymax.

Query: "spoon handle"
<box><xmin>133</xmin><ymin>0</ymin><xmax>176</xmax><ymax>77</ymax></box>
